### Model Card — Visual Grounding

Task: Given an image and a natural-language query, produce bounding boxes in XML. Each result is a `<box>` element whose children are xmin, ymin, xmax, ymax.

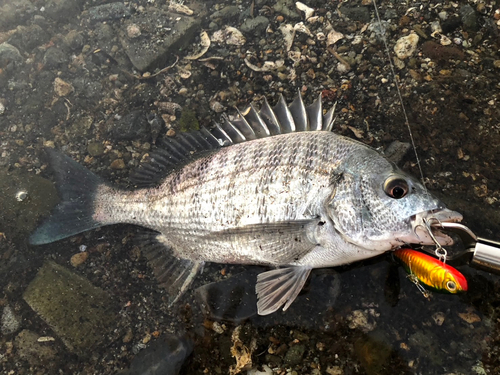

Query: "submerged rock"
<box><xmin>124</xmin><ymin>333</ymin><xmax>193</xmax><ymax>375</ymax></box>
<box><xmin>23</xmin><ymin>261</ymin><xmax>118</xmax><ymax>356</ymax></box>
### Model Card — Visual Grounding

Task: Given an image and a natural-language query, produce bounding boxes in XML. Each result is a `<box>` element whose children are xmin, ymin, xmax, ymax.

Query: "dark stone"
<box><xmin>421</xmin><ymin>41</ymin><xmax>466</xmax><ymax>62</ymax></box>
<box><xmin>0</xmin><ymin>43</ymin><xmax>23</xmax><ymax>69</ymax></box>
<box><xmin>64</xmin><ymin>30</ymin><xmax>84</xmax><ymax>50</ymax></box>
<box><xmin>23</xmin><ymin>261</ymin><xmax>118</xmax><ymax>356</ymax></box>
<box><xmin>73</xmin><ymin>77</ymin><xmax>103</xmax><ymax>99</ymax></box>
<box><xmin>240</xmin><ymin>16</ymin><xmax>269</xmax><ymax>36</ymax></box>
<box><xmin>460</xmin><ymin>5</ymin><xmax>479</xmax><ymax>32</ymax></box>
<box><xmin>10</xmin><ymin>24</ymin><xmax>50</xmax><ymax>52</ymax></box>
<box><xmin>441</xmin><ymin>15</ymin><xmax>461</xmax><ymax>34</ymax></box>
<box><xmin>341</xmin><ymin>6</ymin><xmax>371</xmax><ymax>23</ymax></box>
<box><xmin>45</xmin><ymin>0</ymin><xmax>81</xmax><ymax>23</ymax></box>
<box><xmin>119</xmin><ymin>7</ymin><xmax>203</xmax><ymax>72</ymax></box>
<box><xmin>210</xmin><ymin>5</ymin><xmax>240</xmax><ymax>20</ymax></box>
<box><xmin>124</xmin><ymin>333</ymin><xmax>193</xmax><ymax>375</ymax></box>
<box><xmin>43</xmin><ymin>47</ymin><xmax>68</xmax><ymax>68</ymax></box>
<box><xmin>0</xmin><ymin>0</ymin><xmax>36</xmax><ymax>30</ymax></box>
<box><xmin>87</xmin><ymin>2</ymin><xmax>131</xmax><ymax>24</ymax></box>
<box><xmin>284</xmin><ymin>344</ymin><xmax>306</xmax><ymax>366</ymax></box>
<box><xmin>109</xmin><ymin>110</ymin><xmax>151</xmax><ymax>141</ymax></box>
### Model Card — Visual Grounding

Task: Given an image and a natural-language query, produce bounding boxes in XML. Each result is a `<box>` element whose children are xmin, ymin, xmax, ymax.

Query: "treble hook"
<box><xmin>423</xmin><ymin>217</ymin><xmax>448</xmax><ymax>263</ymax></box>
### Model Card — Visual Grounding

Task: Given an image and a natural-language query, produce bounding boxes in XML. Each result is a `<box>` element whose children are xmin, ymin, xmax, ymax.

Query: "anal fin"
<box><xmin>256</xmin><ymin>267</ymin><xmax>312</xmax><ymax>315</ymax></box>
<box><xmin>139</xmin><ymin>232</ymin><xmax>203</xmax><ymax>304</ymax></box>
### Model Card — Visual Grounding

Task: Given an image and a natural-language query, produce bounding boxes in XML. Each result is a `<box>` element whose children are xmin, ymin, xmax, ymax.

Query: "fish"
<box><xmin>30</xmin><ymin>93</ymin><xmax>463</xmax><ymax>315</ymax></box>
<box><xmin>393</xmin><ymin>248</ymin><xmax>468</xmax><ymax>293</ymax></box>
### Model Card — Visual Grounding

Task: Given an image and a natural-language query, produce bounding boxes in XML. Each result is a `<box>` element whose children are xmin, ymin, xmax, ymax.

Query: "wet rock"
<box><xmin>341</xmin><ymin>6</ymin><xmax>371</xmax><ymax>23</ymax></box>
<box><xmin>247</xmin><ymin>365</ymin><xmax>273</xmax><ymax>375</ymax></box>
<box><xmin>23</xmin><ymin>261</ymin><xmax>118</xmax><ymax>356</ymax></box>
<box><xmin>66</xmin><ymin>114</ymin><xmax>94</xmax><ymax>136</ymax></box>
<box><xmin>87</xmin><ymin>141</ymin><xmax>105</xmax><ymax>156</ymax></box>
<box><xmin>87</xmin><ymin>2</ymin><xmax>131</xmax><ymax>24</ymax></box>
<box><xmin>0</xmin><ymin>0</ymin><xmax>36</xmax><ymax>29</ymax></box>
<box><xmin>70</xmin><ymin>251</ymin><xmax>88</xmax><ymax>267</ymax></box>
<box><xmin>43</xmin><ymin>47</ymin><xmax>68</xmax><ymax>69</ymax></box>
<box><xmin>240</xmin><ymin>16</ymin><xmax>269</xmax><ymax>36</ymax></box>
<box><xmin>14</xmin><ymin>330</ymin><xmax>58</xmax><ymax>367</ymax></box>
<box><xmin>63</xmin><ymin>30</ymin><xmax>84</xmax><ymax>50</ymax></box>
<box><xmin>441</xmin><ymin>15</ymin><xmax>461</xmax><ymax>34</ymax></box>
<box><xmin>108</xmin><ymin>110</ymin><xmax>151</xmax><ymax>141</ymax></box>
<box><xmin>393</xmin><ymin>33</ymin><xmax>419</xmax><ymax>59</ymax></box>
<box><xmin>45</xmin><ymin>0</ymin><xmax>81</xmax><ymax>23</ymax></box>
<box><xmin>73</xmin><ymin>77</ymin><xmax>103</xmax><ymax>99</ymax></box>
<box><xmin>1</xmin><ymin>305</ymin><xmax>21</xmax><ymax>335</ymax></box>
<box><xmin>0</xmin><ymin>169</ymin><xmax>58</xmax><ymax>241</ymax></box>
<box><xmin>53</xmin><ymin>77</ymin><xmax>74</xmax><ymax>97</ymax></box>
<box><xmin>347</xmin><ymin>308</ymin><xmax>379</xmax><ymax>333</ymax></box>
<box><xmin>210</xmin><ymin>5</ymin><xmax>240</xmax><ymax>21</ymax></box>
<box><xmin>124</xmin><ymin>333</ymin><xmax>193</xmax><ymax>375</ymax></box>
<box><xmin>0</xmin><ymin>43</ymin><xmax>23</xmax><ymax>69</ymax></box>
<box><xmin>460</xmin><ymin>5</ymin><xmax>479</xmax><ymax>32</ymax></box>
<box><xmin>273</xmin><ymin>0</ymin><xmax>300</xmax><ymax>20</ymax></box>
<box><xmin>9</xmin><ymin>24</ymin><xmax>50</xmax><ymax>52</ymax></box>
<box><xmin>421</xmin><ymin>41</ymin><xmax>466</xmax><ymax>62</ymax></box>
<box><xmin>110</xmin><ymin>159</ymin><xmax>125</xmax><ymax>170</ymax></box>
<box><xmin>283</xmin><ymin>343</ymin><xmax>306</xmax><ymax>366</ymax></box>
<box><xmin>119</xmin><ymin>6</ymin><xmax>203</xmax><ymax>72</ymax></box>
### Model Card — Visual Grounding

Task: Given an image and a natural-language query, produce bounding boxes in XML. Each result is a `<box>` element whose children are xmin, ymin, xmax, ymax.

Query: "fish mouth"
<box><xmin>410</xmin><ymin>208</ymin><xmax>463</xmax><ymax>246</ymax></box>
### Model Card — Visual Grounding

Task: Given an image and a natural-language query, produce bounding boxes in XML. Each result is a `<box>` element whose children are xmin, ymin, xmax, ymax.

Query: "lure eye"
<box><xmin>383</xmin><ymin>177</ymin><xmax>409</xmax><ymax>199</ymax></box>
<box><xmin>446</xmin><ymin>280</ymin><xmax>457</xmax><ymax>292</ymax></box>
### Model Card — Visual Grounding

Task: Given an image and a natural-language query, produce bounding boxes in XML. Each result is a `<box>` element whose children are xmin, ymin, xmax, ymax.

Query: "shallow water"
<box><xmin>1</xmin><ymin>0</ymin><xmax>499</xmax><ymax>374</ymax></box>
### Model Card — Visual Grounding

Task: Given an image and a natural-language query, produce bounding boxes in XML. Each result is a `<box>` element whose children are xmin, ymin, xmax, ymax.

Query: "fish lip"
<box><xmin>411</xmin><ymin>208</ymin><xmax>463</xmax><ymax>246</ymax></box>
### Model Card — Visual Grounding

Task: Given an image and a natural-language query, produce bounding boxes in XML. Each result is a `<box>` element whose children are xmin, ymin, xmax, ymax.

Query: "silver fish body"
<box><xmin>30</xmin><ymin>94</ymin><xmax>462</xmax><ymax>315</ymax></box>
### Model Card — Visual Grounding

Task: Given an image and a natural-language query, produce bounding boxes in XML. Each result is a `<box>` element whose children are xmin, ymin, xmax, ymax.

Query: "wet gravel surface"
<box><xmin>0</xmin><ymin>0</ymin><xmax>500</xmax><ymax>374</ymax></box>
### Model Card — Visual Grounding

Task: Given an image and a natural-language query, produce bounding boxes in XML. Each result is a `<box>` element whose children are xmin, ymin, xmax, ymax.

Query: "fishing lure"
<box><xmin>394</xmin><ymin>248</ymin><xmax>468</xmax><ymax>294</ymax></box>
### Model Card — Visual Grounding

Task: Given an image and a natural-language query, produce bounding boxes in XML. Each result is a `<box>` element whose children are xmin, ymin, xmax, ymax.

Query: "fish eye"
<box><xmin>383</xmin><ymin>177</ymin><xmax>409</xmax><ymax>199</ymax></box>
<box><xmin>446</xmin><ymin>280</ymin><xmax>457</xmax><ymax>292</ymax></box>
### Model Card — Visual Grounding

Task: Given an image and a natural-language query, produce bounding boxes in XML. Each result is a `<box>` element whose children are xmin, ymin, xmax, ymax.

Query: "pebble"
<box><xmin>283</xmin><ymin>344</ymin><xmax>306</xmax><ymax>366</ymax></box>
<box><xmin>240</xmin><ymin>16</ymin><xmax>269</xmax><ymax>36</ymax></box>
<box><xmin>210</xmin><ymin>5</ymin><xmax>239</xmax><ymax>20</ymax></box>
<box><xmin>347</xmin><ymin>309</ymin><xmax>379</xmax><ymax>332</ymax></box>
<box><xmin>247</xmin><ymin>364</ymin><xmax>273</xmax><ymax>375</ymax></box>
<box><xmin>70</xmin><ymin>251</ymin><xmax>88</xmax><ymax>267</ymax></box>
<box><xmin>0</xmin><ymin>42</ymin><xmax>23</xmax><ymax>68</ymax></box>
<box><xmin>432</xmin><ymin>312</ymin><xmax>446</xmax><ymax>326</ymax></box>
<box><xmin>459</xmin><ymin>310</ymin><xmax>481</xmax><ymax>324</ymax></box>
<box><xmin>87</xmin><ymin>142</ymin><xmax>105</xmax><ymax>157</ymax></box>
<box><xmin>53</xmin><ymin>77</ymin><xmax>74</xmax><ymax>97</ymax></box>
<box><xmin>64</xmin><ymin>30</ymin><xmax>84</xmax><ymax>50</ymax></box>
<box><xmin>110</xmin><ymin>159</ymin><xmax>125</xmax><ymax>169</ymax></box>
<box><xmin>0</xmin><ymin>101</ymin><xmax>5</xmax><ymax>115</ymax></box>
<box><xmin>126</xmin><ymin>24</ymin><xmax>141</xmax><ymax>39</ymax></box>
<box><xmin>43</xmin><ymin>47</ymin><xmax>68</xmax><ymax>69</ymax></box>
<box><xmin>88</xmin><ymin>2</ymin><xmax>131</xmax><ymax>23</ymax></box>
<box><xmin>1</xmin><ymin>305</ymin><xmax>21</xmax><ymax>335</ymax></box>
<box><xmin>393</xmin><ymin>33</ymin><xmax>419</xmax><ymax>59</ymax></box>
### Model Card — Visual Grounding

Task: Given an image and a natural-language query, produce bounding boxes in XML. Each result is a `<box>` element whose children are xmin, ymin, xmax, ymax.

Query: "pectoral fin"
<box><xmin>256</xmin><ymin>267</ymin><xmax>312</xmax><ymax>315</ymax></box>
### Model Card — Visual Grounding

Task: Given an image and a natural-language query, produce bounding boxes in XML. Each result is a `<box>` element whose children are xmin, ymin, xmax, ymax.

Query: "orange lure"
<box><xmin>394</xmin><ymin>248</ymin><xmax>468</xmax><ymax>293</ymax></box>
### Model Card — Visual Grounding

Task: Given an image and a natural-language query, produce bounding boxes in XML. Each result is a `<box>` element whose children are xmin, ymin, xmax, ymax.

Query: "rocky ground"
<box><xmin>0</xmin><ymin>0</ymin><xmax>499</xmax><ymax>374</ymax></box>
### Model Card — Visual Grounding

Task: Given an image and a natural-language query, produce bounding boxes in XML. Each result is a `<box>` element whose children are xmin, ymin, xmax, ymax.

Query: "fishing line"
<box><xmin>372</xmin><ymin>0</ymin><xmax>428</xmax><ymax>192</ymax></box>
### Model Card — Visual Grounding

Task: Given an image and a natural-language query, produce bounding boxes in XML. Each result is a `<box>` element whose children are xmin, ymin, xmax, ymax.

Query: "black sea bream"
<box><xmin>30</xmin><ymin>94</ymin><xmax>462</xmax><ymax>315</ymax></box>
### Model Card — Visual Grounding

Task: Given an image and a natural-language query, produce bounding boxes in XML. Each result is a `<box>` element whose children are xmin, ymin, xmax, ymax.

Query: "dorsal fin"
<box><xmin>130</xmin><ymin>93</ymin><xmax>336</xmax><ymax>187</ymax></box>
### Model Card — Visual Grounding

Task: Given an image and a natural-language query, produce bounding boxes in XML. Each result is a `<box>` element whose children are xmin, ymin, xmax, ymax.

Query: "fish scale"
<box><xmin>30</xmin><ymin>94</ymin><xmax>463</xmax><ymax>315</ymax></box>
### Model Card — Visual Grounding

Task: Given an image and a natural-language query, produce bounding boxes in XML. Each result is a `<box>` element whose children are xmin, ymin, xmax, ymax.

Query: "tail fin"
<box><xmin>29</xmin><ymin>148</ymin><xmax>105</xmax><ymax>245</ymax></box>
